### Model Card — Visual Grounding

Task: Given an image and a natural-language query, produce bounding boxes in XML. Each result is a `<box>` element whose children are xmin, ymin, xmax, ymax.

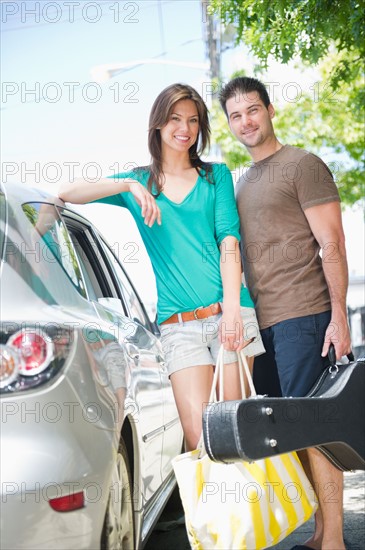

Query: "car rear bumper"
<box><xmin>1</xmin><ymin>370</ymin><xmax>119</xmax><ymax>549</ymax></box>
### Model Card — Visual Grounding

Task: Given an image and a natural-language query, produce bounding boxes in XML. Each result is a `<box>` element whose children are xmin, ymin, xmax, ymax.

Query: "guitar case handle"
<box><xmin>328</xmin><ymin>343</ymin><xmax>355</xmax><ymax>366</ymax></box>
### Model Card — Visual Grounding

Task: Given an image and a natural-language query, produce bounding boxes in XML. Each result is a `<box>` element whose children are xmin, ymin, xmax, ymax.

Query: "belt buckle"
<box><xmin>193</xmin><ymin>306</ymin><xmax>204</xmax><ymax>320</ymax></box>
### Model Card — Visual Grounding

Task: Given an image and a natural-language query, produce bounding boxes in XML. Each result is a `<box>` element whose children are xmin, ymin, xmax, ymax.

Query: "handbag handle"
<box><xmin>208</xmin><ymin>345</ymin><xmax>224</xmax><ymax>403</ymax></box>
<box><xmin>237</xmin><ymin>349</ymin><xmax>257</xmax><ymax>398</ymax></box>
<box><xmin>209</xmin><ymin>345</ymin><xmax>256</xmax><ymax>402</ymax></box>
<box><xmin>199</xmin><ymin>346</ymin><xmax>256</xmax><ymax>453</ymax></box>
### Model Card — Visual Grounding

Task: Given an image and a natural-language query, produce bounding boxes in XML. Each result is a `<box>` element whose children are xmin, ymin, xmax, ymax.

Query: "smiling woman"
<box><xmin>58</xmin><ymin>81</ymin><xmax>265</xmax><ymax>454</ymax></box>
<box><xmin>146</xmin><ymin>83</ymin><xmax>211</xmax><ymax>198</ymax></box>
<box><xmin>158</xmin><ymin>99</ymin><xmax>201</xmax><ymax>202</ymax></box>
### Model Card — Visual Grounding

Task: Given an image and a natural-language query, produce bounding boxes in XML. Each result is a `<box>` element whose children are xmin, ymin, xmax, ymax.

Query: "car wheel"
<box><xmin>101</xmin><ymin>439</ymin><xmax>135</xmax><ymax>550</ymax></box>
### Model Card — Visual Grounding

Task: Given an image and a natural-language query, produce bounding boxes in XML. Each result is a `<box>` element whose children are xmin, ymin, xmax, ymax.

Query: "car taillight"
<box><xmin>0</xmin><ymin>325</ymin><xmax>74</xmax><ymax>394</ymax></box>
<box><xmin>0</xmin><ymin>345</ymin><xmax>20</xmax><ymax>388</ymax></box>
<box><xmin>49</xmin><ymin>491</ymin><xmax>85</xmax><ymax>512</ymax></box>
<box><xmin>8</xmin><ymin>330</ymin><xmax>54</xmax><ymax>376</ymax></box>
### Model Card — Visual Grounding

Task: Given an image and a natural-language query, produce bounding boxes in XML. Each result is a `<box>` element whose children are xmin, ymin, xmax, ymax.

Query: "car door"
<box><xmin>95</xmin><ymin>234</ymin><xmax>183</xmax><ymax>481</ymax></box>
<box><xmin>59</xmin><ymin>209</ymin><xmax>166</xmax><ymax>500</ymax></box>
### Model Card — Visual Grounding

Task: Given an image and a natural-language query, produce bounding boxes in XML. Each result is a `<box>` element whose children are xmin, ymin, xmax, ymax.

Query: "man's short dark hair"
<box><xmin>219</xmin><ymin>77</ymin><xmax>271</xmax><ymax>117</ymax></box>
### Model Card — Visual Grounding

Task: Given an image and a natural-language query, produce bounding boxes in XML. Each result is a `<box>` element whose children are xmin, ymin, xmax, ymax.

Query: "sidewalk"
<box><xmin>272</xmin><ymin>470</ymin><xmax>365</xmax><ymax>550</ymax></box>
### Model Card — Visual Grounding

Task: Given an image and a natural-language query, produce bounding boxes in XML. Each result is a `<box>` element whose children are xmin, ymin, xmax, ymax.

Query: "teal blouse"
<box><xmin>94</xmin><ymin>163</ymin><xmax>254</xmax><ymax>323</ymax></box>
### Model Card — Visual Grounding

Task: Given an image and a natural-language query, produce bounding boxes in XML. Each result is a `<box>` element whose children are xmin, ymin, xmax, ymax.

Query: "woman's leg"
<box><xmin>170</xmin><ymin>356</ymin><xmax>256</xmax><ymax>450</ymax></box>
<box><xmin>170</xmin><ymin>365</ymin><xmax>214</xmax><ymax>451</ymax></box>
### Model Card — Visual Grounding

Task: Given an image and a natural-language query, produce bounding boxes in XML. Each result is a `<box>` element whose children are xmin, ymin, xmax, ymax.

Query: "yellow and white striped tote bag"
<box><xmin>173</xmin><ymin>447</ymin><xmax>317</xmax><ymax>549</ymax></box>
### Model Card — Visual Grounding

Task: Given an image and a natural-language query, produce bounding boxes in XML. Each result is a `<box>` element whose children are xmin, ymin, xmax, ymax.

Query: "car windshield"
<box><xmin>1</xmin><ymin>197</ymin><xmax>89</xmax><ymax>308</ymax></box>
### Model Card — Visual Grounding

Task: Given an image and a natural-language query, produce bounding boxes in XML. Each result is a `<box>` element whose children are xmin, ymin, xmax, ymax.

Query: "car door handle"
<box><xmin>156</xmin><ymin>353</ymin><xmax>167</xmax><ymax>370</ymax></box>
<box><xmin>125</xmin><ymin>343</ymin><xmax>140</xmax><ymax>360</ymax></box>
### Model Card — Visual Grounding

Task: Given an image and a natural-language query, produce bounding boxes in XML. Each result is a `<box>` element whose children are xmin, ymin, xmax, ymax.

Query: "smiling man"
<box><xmin>219</xmin><ymin>76</ymin><xmax>352</xmax><ymax>550</ymax></box>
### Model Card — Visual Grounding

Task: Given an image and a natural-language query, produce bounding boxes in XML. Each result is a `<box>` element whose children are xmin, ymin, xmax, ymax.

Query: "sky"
<box><xmin>1</xmin><ymin>0</ymin><xmax>364</xmax><ymax>314</ymax></box>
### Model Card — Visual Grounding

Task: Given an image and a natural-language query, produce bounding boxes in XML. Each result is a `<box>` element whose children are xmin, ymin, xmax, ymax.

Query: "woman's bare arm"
<box><xmin>58</xmin><ymin>177</ymin><xmax>161</xmax><ymax>226</ymax></box>
<box><xmin>58</xmin><ymin>177</ymin><xmax>131</xmax><ymax>204</ymax></box>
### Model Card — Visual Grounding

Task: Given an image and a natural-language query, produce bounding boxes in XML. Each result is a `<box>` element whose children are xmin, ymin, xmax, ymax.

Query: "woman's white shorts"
<box><xmin>159</xmin><ymin>306</ymin><xmax>265</xmax><ymax>377</ymax></box>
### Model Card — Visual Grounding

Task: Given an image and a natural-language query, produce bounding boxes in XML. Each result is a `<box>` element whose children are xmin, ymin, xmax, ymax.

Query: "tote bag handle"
<box><xmin>198</xmin><ymin>347</ymin><xmax>257</xmax><ymax>452</ymax></box>
<box><xmin>209</xmin><ymin>345</ymin><xmax>257</xmax><ymax>402</ymax></box>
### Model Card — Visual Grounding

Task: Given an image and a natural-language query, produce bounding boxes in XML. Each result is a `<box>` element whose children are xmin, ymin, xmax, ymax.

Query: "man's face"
<box><xmin>225</xmin><ymin>91</ymin><xmax>275</xmax><ymax>150</ymax></box>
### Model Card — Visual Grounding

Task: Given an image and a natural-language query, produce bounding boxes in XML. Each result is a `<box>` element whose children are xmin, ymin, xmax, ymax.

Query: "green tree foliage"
<box><xmin>210</xmin><ymin>0</ymin><xmax>364</xmax><ymax>86</ymax></box>
<box><xmin>22</xmin><ymin>204</ymin><xmax>38</xmax><ymax>225</ymax></box>
<box><xmin>209</xmin><ymin>1</ymin><xmax>365</xmax><ymax>205</ymax></box>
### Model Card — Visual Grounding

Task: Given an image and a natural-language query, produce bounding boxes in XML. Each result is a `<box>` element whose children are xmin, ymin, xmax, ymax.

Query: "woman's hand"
<box><xmin>219</xmin><ymin>306</ymin><xmax>244</xmax><ymax>352</ymax></box>
<box><xmin>129</xmin><ymin>180</ymin><xmax>162</xmax><ymax>227</ymax></box>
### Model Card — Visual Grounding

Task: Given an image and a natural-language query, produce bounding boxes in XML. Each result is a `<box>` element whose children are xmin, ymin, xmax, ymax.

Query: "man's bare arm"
<box><xmin>304</xmin><ymin>201</ymin><xmax>351</xmax><ymax>360</ymax></box>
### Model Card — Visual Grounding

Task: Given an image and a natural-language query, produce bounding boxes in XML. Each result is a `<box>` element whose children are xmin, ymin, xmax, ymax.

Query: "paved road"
<box><xmin>145</xmin><ymin>470</ymin><xmax>365</xmax><ymax>550</ymax></box>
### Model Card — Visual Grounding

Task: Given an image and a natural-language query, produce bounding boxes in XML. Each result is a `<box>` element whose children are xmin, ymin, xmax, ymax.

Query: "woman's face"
<box><xmin>159</xmin><ymin>99</ymin><xmax>200</xmax><ymax>156</ymax></box>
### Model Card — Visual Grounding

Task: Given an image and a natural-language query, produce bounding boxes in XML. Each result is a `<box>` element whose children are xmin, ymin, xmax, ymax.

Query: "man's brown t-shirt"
<box><xmin>236</xmin><ymin>145</ymin><xmax>340</xmax><ymax>329</ymax></box>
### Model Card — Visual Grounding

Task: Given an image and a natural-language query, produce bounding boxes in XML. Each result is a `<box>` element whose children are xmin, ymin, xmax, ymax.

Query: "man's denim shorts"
<box><xmin>253</xmin><ymin>310</ymin><xmax>332</xmax><ymax>397</ymax></box>
<box><xmin>159</xmin><ymin>306</ymin><xmax>265</xmax><ymax>377</ymax></box>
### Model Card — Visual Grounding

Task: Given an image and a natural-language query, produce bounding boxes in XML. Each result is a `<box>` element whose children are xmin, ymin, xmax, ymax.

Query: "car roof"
<box><xmin>0</xmin><ymin>182</ymin><xmax>96</xmax><ymax>232</ymax></box>
<box><xmin>1</xmin><ymin>181</ymin><xmax>66</xmax><ymax>208</ymax></box>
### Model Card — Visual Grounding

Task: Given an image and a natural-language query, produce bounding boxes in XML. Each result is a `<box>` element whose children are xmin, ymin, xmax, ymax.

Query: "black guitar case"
<box><xmin>203</xmin><ymin>347</ymin><xmax>365</xmax><ymax>471</ymax></box>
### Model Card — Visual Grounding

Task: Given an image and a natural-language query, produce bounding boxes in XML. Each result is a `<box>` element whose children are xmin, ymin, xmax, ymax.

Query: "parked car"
<box><xmin>0</xmin><ymin>183</ymin><xmax>183</xmax><ymax>549</ymax></box>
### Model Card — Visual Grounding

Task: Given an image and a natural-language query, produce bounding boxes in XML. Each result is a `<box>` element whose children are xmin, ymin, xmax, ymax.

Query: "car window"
<box><xmin>98</xmin><ymin>238</ymin><xmax>151</xmax><ymax>330</ymax></box>
<box><xmin>22</xmin><ymin>202</ymin><xmax>88</xmax><ymax>300</ymax></box>
<box><xmin>67</xmin><ymin>229</ymin><xmax>104</xmax><ymax>301</ymax></box>
<box><xmin>59</xmin><ymin>214</ymin><xmax>121</xmax><ymax>306</ymax></box>
<box><xmin>58</xmin><ymin>209</ymin><xmax>151</xmax><ymax>330</ymax></box>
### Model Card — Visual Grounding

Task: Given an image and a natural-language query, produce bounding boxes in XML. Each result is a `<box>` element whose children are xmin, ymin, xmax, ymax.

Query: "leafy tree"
<box><xmin>22</xmin><ymin>204</ymin><xmax>38</xmax><ymax>225</ymax></box>
<box><xmin>210</xmin><ymin>0</ymin><xmax>364</xmax><ymax>87</ymax></box>
<box><xmin>209</xmin><ymin>1</ymin><xmax>365</xmax><ymax>206</ymax></box>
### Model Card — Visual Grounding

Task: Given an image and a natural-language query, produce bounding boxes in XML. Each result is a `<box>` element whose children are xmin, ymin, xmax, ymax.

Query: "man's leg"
<box><xmin>272</xmin><ymin>312</ymin><xmax>345</xmax><ymax>550</ymax></box>
<box><xmin>297</xmin><ymin>449</ymin><xmax>324</xmax><ymax>548</ymax></box>
<box><xmin>306</xmin><ymin>448</ymin><xmax>344</xmax><ymax>550</ymax></box>
<box><xmin>252</xmin><ymin>326</ymin><xmax>282</xmax><ymax>396</ymax></box>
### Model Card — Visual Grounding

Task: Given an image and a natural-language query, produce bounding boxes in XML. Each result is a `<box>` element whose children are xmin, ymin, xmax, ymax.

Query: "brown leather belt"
<box><xmin>161</xmin><ymin>302</ymin><xmax>222</xmax><ymax>325</ymax></box>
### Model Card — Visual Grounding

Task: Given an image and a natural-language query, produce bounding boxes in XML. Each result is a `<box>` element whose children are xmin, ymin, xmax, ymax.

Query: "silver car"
<box><xmin>0</xmin><ymin>183</ymin><xmax>183</xmax><ymax>549</ymax></box>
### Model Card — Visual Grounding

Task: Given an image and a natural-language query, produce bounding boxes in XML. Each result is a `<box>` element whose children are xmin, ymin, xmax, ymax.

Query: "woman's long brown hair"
<box><xmin>138</xmin><ymin>83</ymin><xmax>213</xmax><ymax>195</ymax></box>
